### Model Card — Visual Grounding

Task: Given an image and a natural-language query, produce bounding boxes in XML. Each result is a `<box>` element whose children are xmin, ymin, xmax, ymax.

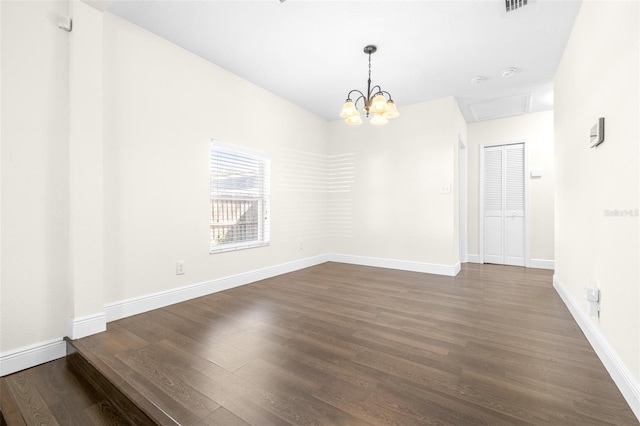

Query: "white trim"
<box><xmin>0</xmin><ymin>338</ymin><xmax>66</xmax><ymax>376</ymax></box>
<box><xmin>466</xmin><ymin>254</ymin><xmax>481</xmax><ymax>263</ymax></box>
<box><xmin>211</xmin><ymin>138</ymin><xmax>270</xmax><ymax>159</ymax></box>
<box><xmin>528</xmin><ymin>258</ymin><xmax>555</xmax><ymax>270</ymax></box>
<box><xmin>462</xmin><ymin>254</ymin><xmax>552</xmax><ymax>269</ymax></box>
<box><xmin>524</xmin><ymin>141</ymin><xmax>531</xmax><ymax>267</ymax></box>
<box><xmin>453</xmin><ymin>261</ymin><xmax>461</xmax><ymax>276</ymax></box>
<box><xmin>0</xmin><ymin>255</ymin><xmax>467</xmax><ymax>376</ymax></box>
<box><xmin>330</xmin><ymin>253</ymin><xmax>460</xmax><ymax>277</ymax></box>
<box><xmin>553</xmin><ymin>276</ymin><xmax>640</xmax><ymax>421</ymax></box>
<box><xmin>459</xmin><ymin>134</ymin><xmax>468</xmax><ymax>265</ymax></box>
<box><xmin>67</xmin><ymin>312</ymin><xmax>107</xmax><ymax>340</ymax></box>
<box><xmin>479</xmin><ymin>146</ymin><xmax>485</xmax><ymax>263</ymax></box>
<box><xmin>105</xmin><ymin>253</ymin><xmax>463</xmax><ymax>324</ymax></box>
<box><xmin>104</xmin><ymin>254</ymin><xmax>330</xmax><ymax>322</ymax></box>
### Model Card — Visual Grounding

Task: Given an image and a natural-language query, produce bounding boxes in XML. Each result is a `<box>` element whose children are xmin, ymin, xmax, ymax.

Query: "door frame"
<box><xmin>458</xmin><ymin>134</ymin><xmax>468</xmax><ymax>263</ymax></box>
<box><xmin>479</xmin><ymin>140</ymin><xmax>530</xmax><ymax>266</ymax></box>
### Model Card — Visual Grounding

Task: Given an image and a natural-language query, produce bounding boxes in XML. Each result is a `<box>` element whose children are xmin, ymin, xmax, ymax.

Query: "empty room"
<box><xmin>1</xmin><ymin>0</ymin><xmax>639</xmax><ymax>424</ymax></box>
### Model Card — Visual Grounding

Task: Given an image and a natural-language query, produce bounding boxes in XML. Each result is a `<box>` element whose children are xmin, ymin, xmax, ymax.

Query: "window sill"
<box><xmin>210</xmin><ymin>242</ymin><xmax>270</xmax><ymax>254</ymax></box>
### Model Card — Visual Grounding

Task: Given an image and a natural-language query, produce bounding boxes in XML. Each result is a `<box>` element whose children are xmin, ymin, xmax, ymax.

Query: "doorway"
<box><xmin>480</xmin><ymin>142</ymin><xmax>527</xmax><ymax>266</ymax></box>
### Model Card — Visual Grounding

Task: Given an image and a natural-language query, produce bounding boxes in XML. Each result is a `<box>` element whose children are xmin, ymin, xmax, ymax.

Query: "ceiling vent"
<box><xmin>469</xmin><ymin>93</ymin><xmax>532</xmax><ymax>121</ymax></box>
<box><xmin>505</xmin><ymin>0</ymin><xmax>530</xmax><ymax>13</ymax></box>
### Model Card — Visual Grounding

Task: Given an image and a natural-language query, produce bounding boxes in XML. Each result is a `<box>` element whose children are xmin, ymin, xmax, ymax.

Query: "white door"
<box><xmin>482</xmin><ymin>143</ymin><xmax>525</xmax><ymax>266</ymax></box>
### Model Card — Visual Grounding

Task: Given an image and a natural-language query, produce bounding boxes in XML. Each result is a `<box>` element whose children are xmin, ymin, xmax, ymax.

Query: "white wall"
<box><xmin>0</xmin><ymin>2</ymin><xmax>329</xmax><ymax>365</ymax></box>
<box><xmin>68</xmin><ymin>0</ymin><xmax>105</xmax><ymax>336</ymax></box>
<box><xmin>102</xmin><ymin>13</ymin><xmax>330</xmax><ymax>305</ymax></box>
<box><xmin>467</xmin><ymin>111</ymin><xmax>555</xmax><ymax>266</ymax></box>
<box><xmin>554</xmin><ymin>0</ymin><xmax>639</xmax><ymax>413</ymax></box>
<box><xmin>327</xmin><ymin>97</ymin><xmax>465</xmax><ymax>274</ymax></box>
<box><xmin>1</xmin><ymin>1</ymin><xmax>71</xmax><ymax>353</ymax></box>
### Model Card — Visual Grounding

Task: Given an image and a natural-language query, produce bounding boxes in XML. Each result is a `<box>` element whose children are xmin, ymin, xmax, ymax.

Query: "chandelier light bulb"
<box><xmin>370</xmin><ymin>94</ymin><xmax>388</xmax><ymax>113</ymax></box>
<box><xmin>383</xmin><ymin>100</ymin><xmax>400</xmax><ymax>119</ymax></box>
<box><xmin>340</xmin><ymin>101</ymin><xmax>357</xmax><ymax>118</ymax></box>
<box><xmin>345</xmin><ymin>114</ymin><xmax>363</xmax><ymax>125</ymax></box>
<box><xmin>370</xmin><ymin>113</ymin><xmax>388</xmax><ymax>126</ymax></box>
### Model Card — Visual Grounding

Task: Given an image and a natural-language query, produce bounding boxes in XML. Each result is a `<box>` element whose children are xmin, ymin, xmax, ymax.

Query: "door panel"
<box><xmin>505</xmin><ymin>144</ymin><xmax>525</xmax><ymax>266</ymax></box>
<box><xmin>505</xmin><ymin>215</ymin><xmax>525</xmax><ymax>265</ymax></box>
<box><xmin>484</xmin><ymin>216</ymin><xmax>504</xmax><ymax>263</ymax></box>
<box><xmin>483</xmin><ymin>147</ymin><xmax>503</xmax><ymax>264</ymax></box>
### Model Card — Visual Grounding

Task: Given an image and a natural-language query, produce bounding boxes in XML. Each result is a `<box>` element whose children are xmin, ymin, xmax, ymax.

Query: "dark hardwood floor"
<box><xmin>0</xmin><ymin>356</ymin><xmax>135</xmax><ymax>425</ymax></box>
<box><xmin>3</xmin><ymin>262</ymin><xmax>638</xmax><ymax>425</ymax></box>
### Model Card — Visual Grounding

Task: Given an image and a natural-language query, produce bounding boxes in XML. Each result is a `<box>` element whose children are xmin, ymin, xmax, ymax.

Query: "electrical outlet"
<box><xmin>299</xmin><ymin>242</ymin><xmax>303</xmax><ymax>251</ymax></box>
<box><xmin>585</xmin><ymin>286</ymin><xmax>600</xmax><ymax>316</ymax></box>
<box><xmin>176</xmin><ymin>261</ymin><xmax>185</xmax><ymax>275</ymax></box>
<box><xmin>586</xmin><ymin>288</ymin><xmax>599</xmax><ymax>302</ymax></box>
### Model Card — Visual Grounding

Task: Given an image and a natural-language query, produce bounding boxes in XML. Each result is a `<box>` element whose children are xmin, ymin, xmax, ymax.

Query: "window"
<box><xmin>210</xmin><ymin>141</ymin><xmax>270</xmax><ymax>253</ymax></box>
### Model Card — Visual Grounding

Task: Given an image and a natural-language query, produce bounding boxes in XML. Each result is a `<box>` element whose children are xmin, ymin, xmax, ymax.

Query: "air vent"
<box><xmin>469</xmin><ymin>93</ymin><xmax>532</xmax><ymax>121</ymax></box>
<box><xmin>505</xmin><ymin>0</ymin><xmax>529</xmax><ymax>12</ymax></box>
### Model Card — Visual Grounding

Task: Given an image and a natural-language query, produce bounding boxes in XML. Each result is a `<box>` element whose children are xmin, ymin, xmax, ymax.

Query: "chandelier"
<box><xmin>340</xmin><ymin>45</ymin><xmax>400</xmax><ymax>125</ymax></box>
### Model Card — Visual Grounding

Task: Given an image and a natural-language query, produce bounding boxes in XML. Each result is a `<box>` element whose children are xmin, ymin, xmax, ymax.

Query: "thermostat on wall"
<box><xmin>590</xmin><ymin>117</ymin><xmax>605</xmax><ymax>148</ymax></box>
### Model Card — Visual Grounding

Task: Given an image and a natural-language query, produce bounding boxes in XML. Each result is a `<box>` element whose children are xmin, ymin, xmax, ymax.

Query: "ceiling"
<box><xmin>102</xmin><ymin>0</ymin><xmax>582</xmax><ymax>123</ymax></box>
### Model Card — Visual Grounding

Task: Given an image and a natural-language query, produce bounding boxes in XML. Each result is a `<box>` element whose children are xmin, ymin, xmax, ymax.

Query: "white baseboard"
<box><xmin>1</xmin><ymin>256</ymin><xmax>330</xmax><ymax>375</ymax></box>
<box><xmin>330</xmin><ymin>253</ymin><xmax>460</xmax><ymax>277</ymax></box>
<box><xmin>464</xmin><ymin>255</ymin><xmax>554</xmax><ymax>270</ymax></box>
<box><xmin>466</xmin><ymin>254</ymin><xmax>481</xmax><ymax>263</ymax></box>
<box><xmin>553</xmin><ymin>275</ymin><xmax>640</xmax><ymax>421</ymax></box>
<box><xmin>453</xmin><ymin>262</ymin><xmax>461</xmax><ymax>276</ymax></box>
<box><xmin>67</xmin><ymin>312</ymin><xmax>107</xmax><ymax>340</ymax></box>
<box><xmin>0</xmin><ymin>338</ymin><xmax>66</xmax><ymax>377</ymax></box>
<box><xmin>104</xmin><ymin>254</ymin><xmax>330</xmax><ymax>322</ymax></box>
<box><xmin>529</xmin><ymin>258</ymin><xmax>555</xmax><ymax>270</ymax></box>
<box><xmin>104</xmin><ymin>253</ymin><xmax>463</xmax><ymax>324</ymax></box>
<box><xmin>0</xmin><ymin>253</ymin><xmax>470</xmax><ymax>375</ymax></box>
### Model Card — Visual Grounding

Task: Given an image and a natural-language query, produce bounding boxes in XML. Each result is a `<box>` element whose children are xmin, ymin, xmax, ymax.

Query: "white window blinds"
<box><xmin>210</xmin><ymin>141</ymin><xmax>270</xmax><ymax>253</ymax></box>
